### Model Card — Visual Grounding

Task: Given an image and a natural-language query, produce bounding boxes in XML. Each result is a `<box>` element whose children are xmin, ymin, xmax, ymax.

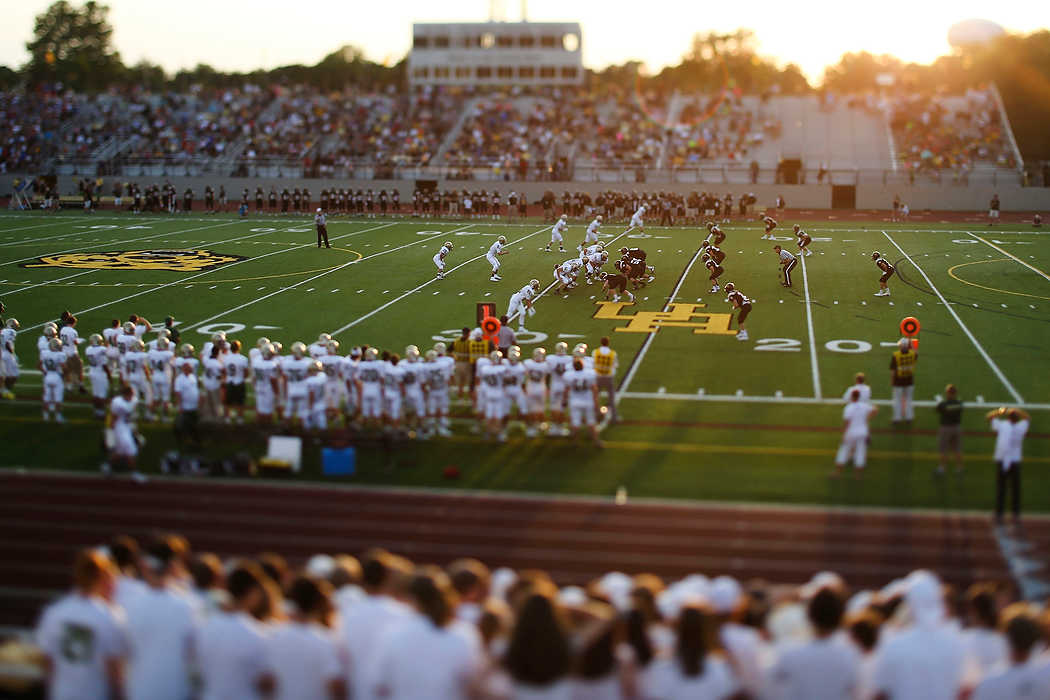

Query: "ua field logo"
<box><xmin>22</xmin><ymin>249</ymin><xmax>246</xmax><ymax>271</ymax></box>
<box><xmin>592</xmin><ymin>301</ymin><xmax>737</xmax><ymax>335</ymax></box>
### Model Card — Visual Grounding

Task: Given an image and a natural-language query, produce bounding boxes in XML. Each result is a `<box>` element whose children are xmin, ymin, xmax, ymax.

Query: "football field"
<box><xmin>1</xmin><ymin>210</ymin><xmax>1048</xmax><ymax>512</ymax></box>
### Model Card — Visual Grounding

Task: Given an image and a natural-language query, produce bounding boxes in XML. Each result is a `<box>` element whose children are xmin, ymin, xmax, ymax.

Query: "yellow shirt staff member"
<box><xmin>592</xmin><ymin>336</ymin><xmax>619</xmax><ymax>422</ymax></box>
<box><xmin>890</xmin><ymin>337</ymin><xmax>917</xmax><ymax>423</ymax></box>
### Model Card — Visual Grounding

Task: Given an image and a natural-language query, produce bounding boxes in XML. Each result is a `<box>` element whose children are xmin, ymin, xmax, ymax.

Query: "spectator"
<box><xmin>646</xmin><ymin>603</ymin><xmax>740</xmax><ymax>699</ymax></box>
<box><xmin>987</xmin><ymin>407</ymin><xmax>1031</xmax><ymax>526</ymax></box>
<box><xmin>935</xmin><ymin>384</ymin><xmax>964</xmax><ymax>474</ymax></box>
<box><xmin>497</xmin><ymin>590</ymin><xmax>573</xmax><ymax>696</ymax></box>
<box><xmin>36</xmin><ymin>549</ymin><xmax>128</xmax><ymax>700</ymax></box>
<box><xmin>962</xmin><ymin>584</ymin><xmax>1008</xmax><ymax>676</ymax></box>
<box><xmin>971</xmin><ymin>604</ymin><xmax>1049</xmax><ymax>700</ymax></box>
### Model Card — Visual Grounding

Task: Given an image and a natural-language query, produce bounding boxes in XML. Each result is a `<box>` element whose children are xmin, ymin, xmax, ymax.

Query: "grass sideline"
<box><xmin>0</xmin><ymin>211</ymin><xmax>1047</xmax><ymax>512</ymax></box>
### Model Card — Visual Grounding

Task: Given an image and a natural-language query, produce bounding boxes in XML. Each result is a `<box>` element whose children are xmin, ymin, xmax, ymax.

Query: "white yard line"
<box><xmin>332</xmin><ymin>225</ymin><xmax>551</xmax><ymax>337</ymax></box>
<box><xmin>0</xmin><ymin>217</ymin><xmax>164</xmax><ymax>248</ymax></box>
<box><xmin>615</xmin><ymin>245</ymin><xmax>705</xmax><ymax>404</ymax></box>
<box><xmin>181</xmin><ymin>224</ymin><xmax>473</xmax><ymax>332</ymax></box>
<box><xmin>0</xmin><ymin>216</ymin><xmax>104</xmax><ymax>241</ymax></box>
<box><xmin>619</xmin><ymin>391</ymin><xmax>1050</xmax><ymax>410</ymax></box>
<box><xmin>882</xmin><ymin>230</ymin><xmax>1024</xmax><ymax>404</ymax></box>
<box><xmin>968</xmin><ymin>232</ymin><xmax>1050</xmax><ymax>283</ymax></box>
<box><xmin>799</xmin><ymin>253</ymin><xmax>822</xmax><ymax>399</ymax></box>
<box><xmin>19</xmin><ymin>222</ymin><xmax>396</xmax><ymax>333</ymax></box>
<box><xmin>2</xmin><ymin>269</ymin><xmax>99</xmax><ymax>296</ymax></box>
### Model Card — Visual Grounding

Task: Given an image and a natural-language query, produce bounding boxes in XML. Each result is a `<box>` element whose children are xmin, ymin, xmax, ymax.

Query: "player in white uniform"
<box><xmin>501</xmin><ymin>346</ymin><xmax>527</xmax><ymax>436</ymax></box>
<box><xmin>507</xmin><ymin>279</ymin><xmax>541</xmax><ymax>332</ymax></box>
<box><xmin>308</xmin><ymin>333</ymin><xmax>331</xmax><ymax>360</ymax></box>
<box><xmin>145</xmin><ymin>327</ymin><xmax>170</xmax><ymax>352</ymax></box>
<box><xmin>580</xmin><ymin>215</ymin><xmax>603</xmax><ymax>251</ymax></box>
<box><xmin>382</xmin><ymin>354</ymin><xmax>405</xmax><ymax>428</ymax></box>
<box><xmin>433</xmin><ymin>241</ymin><xmax>453</xmax><ymax>279</ymax></box>
<box><xmin>38</xmin><ymin>324</ymin><xmax>58</xmax><ymax>363</ymax></box>
<box><xmin>544</xmin><ymin>215</ymin><xmax>568</xmax><ymax>253</ymax></box>
<box><xmin>107</xmin><ymin>384</ymin><xmax>141</xmax><ymax>471</ymax></box>
<box><xmin>40</xmin><ymin>337</ymin><xmax>67</xmax><ymax>422</ymax></box>
<box><xmin>81</xmin><ymin>333</ymin><xmax>109</xmax><ymax>418</ymax></box>
<box><xmin>628</xmin><ymin>205</ymin><xmax>646</xmax><ymax>233</ymax></box>
<box><xmin>523</xmin><ymin>348</ymin><xmax>550</xmax><ymax>437</ymax></box>
<box><xmin>305</xmin><ymin>361</ymin><xmax>327</xmax><ymax>431</ymax></box>
<box><xmin>250</xmin><ymin>343</ymin><xmax>280</xmax><ymax>425</ymax></box>
<box><xmin>319</xmin><ymin>340</ymin><xmax>345</xmax><ymax>425</ymax></box>
<box><xmin>147</xmin><ymin>337</ymin><xmax>175</xmax><ymax>421</ymax></box>
<box><xmin>115</xmin><ymin>322</ymin><xmax>138</xmax><ymax>378</ymax></box>
<box><xmin>1</xmin><ymin>318</ymin><xmax>19</xmax><ymax>399</ymax></box>
<box><xmin>477</xmin><ymin>350</ymin><xmax>507</xmax><ymax>440</ymax></box>
<box><xmin>59</xmin><ymin>319</ymin><xmax>83</xmax><ymax>392</ymax></box>
<box><xmin>123</xmin><ymin>339</ymin><xmax>152</xmax><ymax>417</ymax></box>
<box><xmin>282</xmin><ymin>342</ymin><xmax>313</xmax><ymax>427</ymax></box>
<box><xmin>564</xmin><ymin>357</ymin><xmax>601</xmax><ymax>444</ymax></box>
<box><xmin>424</xmin><ymin>347</ymin><xmax>453</xmax><ymax>437</ymax></box>
<box><xmin>102</xmin><ymin>321</ymin><xmax>122</xmax><ymax>372</ymax></box>
<box><xmin>581</xmin><ymin>242</ymin><xmax>605</xmax><ymax>259</ymax></box>
<box><xmin>342</xmin><ymin>347</ymin><xmax>361</xmax><ymax>423</ymax></box>
<box><xmin>356</xmin><ymin>348</ymin><xmax>384</xmax><ymax>429</ymax></box>
<box><xmin>547</xmin><ymin>342</ymin><xmax>572</xmax><ymax>435</ymax></box>
<box><xmin>400</xmin><ymin>346</ymin><xmax>427</xmax><ymax>436</ymax></box>
<box><xmin>554</xmin><ymin>258</ymin><xmax>582</xmax><ymax>295</ymax></box>
<box><xmin>584</xmin><ymin>250</ymin><xmax>609</xmax><ymax>285</ymax></box>
<box><xmin>486</xmin><ymin>236</ymin><xmax>507</xmax><ymax>282</ymax></box>
<box><xmin>223</xmin><ymin>340</ymin><xmax>250</xmax><ymax>424</ymax></box>
<box><xmin>199</xmin><ymin>349</ymin><xmax>225</xmax><ymax>423</ymax></box>
<box><xmin>173</xmin><ymin>344</ymin><xmax>199</xmax><ymax>379</ymax></box>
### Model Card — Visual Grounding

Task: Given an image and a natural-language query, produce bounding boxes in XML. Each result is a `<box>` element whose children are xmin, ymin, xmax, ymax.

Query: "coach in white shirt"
<box><xmin>124</xmin><ymin>535</ymin><xmax>201</xmax><ymax>700</ymax></box>
<box><xmin>842</xmin><ymin>372</ymin><xmax>872</xmax><ymax>403</ymax></box>
<box><xmin>987</xmin><ymin>407</ymin><xmax>1031</xmax><ymax>525</ymax></box>
<box><xmin>834</xmin><ymin>389</ymin><xmax>878</xmax><ymax>478</ymax></box>
<box><xmin>36</xmin><ymin>549</ymin><xmax>129</xmax><ymax>700</ymax></box>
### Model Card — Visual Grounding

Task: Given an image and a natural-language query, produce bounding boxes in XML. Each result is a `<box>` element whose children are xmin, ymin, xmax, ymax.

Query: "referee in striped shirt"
<box><xmin>774</xmin><ymin>245</ymin><xmax>797</xmax><ymax>287</ymax></box>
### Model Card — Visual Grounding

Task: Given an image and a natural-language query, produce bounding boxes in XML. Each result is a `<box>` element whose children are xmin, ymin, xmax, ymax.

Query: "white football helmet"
<box><xmin>489</xmin><ymin>350</ymin><xmax>502</xmax><ymax>363</ymax></box>
<box><xmin>327</xmin><ymin>339</ymin><xmax>340</xmax><ymax>353</ymax></box>
<box><xmin>532</xmin><ymin>347</ymin><xmax>546</xmax><ymax>361</ymax></box>
<box><xmin>291</xmin><ymin>342</ymin><xmax>307</xmax><ymax>359</ymax></box>
<box><xmin>425</xmin><ymin>349</ymin><xmax>438</xmax><ymax>362</ymax></box>
<box><xmin>433</xmin><ymin>341</ymin><xmax>447</xmax><ymax>355</ymax></box>
<box><xmin>43</xmin><ymin>326</ymin><xmax>57</xmax><ymax>339</ymax></box>
<box><xmin>88</xmin><ymin>333</ymin><xmax>103</xmax><ymax>346</ymax></box>
<box><xmin>261</xmin><ymin>343</ymin><xmax>275</xmax><ymax>360</ymax></box>
<box><xmin>554</xmin><ymin>342</ymin><xmax>568</xmax><ymax>355</ymax></box>
<box><xmin>497</xmin><ymin>235</ymin><xmax>507</xmax><ymax>245</ymax></box>
<box><xmin>157</xmin><ymin>337</ymin><xmax>170</xmax><ymax>351</ymax></box>
<box><xmin>318</xmin><ymin>333</ymin><xmax>332</xmax><ymax>345</ymax></box>
<box><xmin>5</xmin><ymin>318</ymin><xmax>19</xmax><ymax>330</ymax></box>
<box><xmin>573</xmin><ymin>343</ymin><xmax>588</xmax><ymax>358</ymax></box>
<box><xmin>507</xmin><ymin>346</ymin><xmax>521</xmax><ymax>362</ymax></box>
<box><xmin>257</xmin><ymin>337</ymin><xmax>270</xmax><ymax>348</ymax></box>
<box><xmin>405</xmin><ymin>345</ymin><xmax>420</xmax><ymax>362</ymax></box>
<box><xmin>48</xmin><ymin>338</ymin><xmax>62</xmax><ymax>352</ymax></box>
<box><xmin>443</xmin><ymin>241</ymin><xmax>453</xmax><ymax>249</ymax></box>
<box><xmin>364</xmin><ymin>347</ymin><xmax>379</xmax><ymax>361</ymax></box>
<box><xmin>180</xmin><ymin>343</ymin><xmax>195</xmax><ymax>357</ymax></box>
<box><xmin>530</xmin><ymin>278</ymin><xmax>540</xmax><ymax>290</ymax></box>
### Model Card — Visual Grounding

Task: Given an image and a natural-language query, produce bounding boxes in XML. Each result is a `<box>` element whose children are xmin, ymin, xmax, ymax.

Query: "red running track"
<box><xmin>1</xmin><ymin>471</ymin><xmax>1047</xmax><ymax>627</ymax></box>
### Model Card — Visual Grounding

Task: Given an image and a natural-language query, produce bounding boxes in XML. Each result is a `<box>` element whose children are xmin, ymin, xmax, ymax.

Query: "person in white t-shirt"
<box><xmin>962</xmin><ymin>584</ymin><xmax>1008</xmax><ymax>679</ymax></box>
<box><xmin>266</xmin><ymin>576</ymin><xmax>347</xmax><ymax>700</ymax></box>
<box><xmin>195</xmin><ymin>563</ymin><xmax>275</xmax><ymax>700</ymax></box>
<box><xmin>710</xmin><ymin>575</ymin><xmax>764</xmax><ymax>698</ymax></box>
<box><xmin>107</xmin><ymin>384</ymin><xmax>141</xmax><ymax>475</ymax></box>
<box><xmin>766</xmin><ymin>587</ymin><xmax>860</xmax><ymax>700</ymax></box>
<box><xmin>173</xmin><ymin>362</ymin><xmax>201</xmax><ymax>449</ymax></box>
<box><xmin>123</xmin><ymin>536</ymin><xmax>201</xmax><ymax>700</ymax></box>
<box><xmin>833</xmin><ymin>389</ymin><xmax>878</xmax><ymax>478</ymax></box>
<box><xmin>644</xmin><ymin>604</ymin><xmax>740</xmax><ymax>700</ymax></box>
<box><xmin>36</xmin><ymin>549</ymin><xmax>129</xmax><ymax>700</ymax></box>
<box><xmin>987</xmin><ymin>407</ymin><xmax>1031</xmax><ymax>525</ymax></box>
<box><xmin>372</xmin><ymin>570</ymin><xmax>483</xmax><ymax>700</ymax></box>
<box><xmin>842</xmin><ymin>372</ymin><xmax>872</xmax><ymax>403</ymax></box>
<box><xmin>971</xmin><ymin>604</ymin><xmax>1049</xmax><ymax>700</ymax></box>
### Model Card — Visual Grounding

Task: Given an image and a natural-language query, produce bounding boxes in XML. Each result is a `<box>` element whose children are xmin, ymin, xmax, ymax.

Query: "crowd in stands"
<box><xmin>890</xmin><ymin>87</ymin><xmax>1016</xmax><ymax>178</ymax></box>
<box><xmin>0</xmin><ymin>89</ymin><xmax>81</xmax><ymax>172</ymax></box>
<box><xmin>31</xmin><ymin>533</ymin><xmax>1050</xmax><ymax>699</ymax></box>
<box><xmin>665</xmin><ymin>95</ymin><xmax>780</xmax><ymax>167</ymax></box>
<box><xmin>443</xmin><ymin>97</ymin><xmax>562</xmax><ymax>178</ymax></box>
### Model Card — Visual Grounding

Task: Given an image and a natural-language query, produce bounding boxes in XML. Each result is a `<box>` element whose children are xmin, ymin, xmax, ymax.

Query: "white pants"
<box><xmin>152</xmin><ymin>377</ymin><xmax>171</xmax><ymax>403</ymax></box>
<box><xmin>584</xmin><ymin>230</ymin><xmax>599</xmax><ymax>244</ymax></box>
<box><xmin>255</xmin><ymin>384</ymin><xmax>275</xmax><ymax>415</ymax></box>
<box><xmin>630</xmin><ymin>216</ymin><xmax>643</xmax><ymax>229</ymax></box>
<box><xmin>486</xmin><ymin>254</ymin><xmax>500</xmax><ymax>271</ymax></box>
<box><xmin>43</xmin><ymin>374</ymin><xmax>64</xmax><ymax>404</ymax></box>
<box><xmin>286</xmin><ymin>389</ymin><xmax>309</xmax><ymax>420</ymax></box>
<box><xmin>892</xmin><ymin>385</ymin><xmax>914</xmax><ymax>421</ymax></box>
<box><xmin>324</xmin><ymin>380</ymin><xmax>344</xmax><ymax>410</ymax></box>
<box><xmin>112</xmin><ymin>422</ymin><xmax>138</xmax><ymax>457</ymax></box>
<box><xmin>427</xmin><ymin>389</ymin><xmax>449</xmax><ymax>415</ymax></box>
<box><xmin>404</xmin><ymin>390</ymin><xmax>425</xmax><ymax>417</ymax></box>
<box><xmin>90</xmin><ymin>369</ymin><xmax>109</xmax><ymax>399</ymax></box>
<box><xmin>526</xmin><ymin>386</ymin><xmax>546</xmax><ymax>414</ymax></box>
<box><xmin>384</xmin><ymin>392</ymin><xmax>402</xmax><ymax>420</ymax></box>
<box><xmin>361</xmin><ymin>391</ymin><xmax>382</xmax><ymax>418</ymax></box>
<box><xmin>550</xmin><ymin>384</ymin><xmax>567</xmax><ymax>411</ymax></box>
<box><xmin>483</xmin><ymin>393</ymin><xmax>506</xmax><ymax>420</ymax></box>
<box><xmin>836</xmin><ymin>433</ymin><xmax>868</xmax><ymax>467</ymax></box>
<box><xmin>433</xmin><ymin>254</ymin><xmax>445</xmax><ymax>272</ymax></box>
<box><xmin>1</xmin><ymin>353</ymin><xmax>17</xmax><ymax>378</ymax></box>
<box><xmin>551</xmin><ymin>230</ymin><xmax>563</xmax><ymax>243</ymax></box>
<box><xmin>504</xmin><ymin>388</ymin><xmax>527</xmax><ymax>414</ymax></box>
<box><xmin>507</xmin><ymin>295</ymin><xmax>526</xmax><ymax>323</ymax></box>
<box><xmin>569</xmin><ymin>401</ymin><xmax>595</xmax><ymax>427</ymax></box>
<box><xmin>306</xmin><ymin>404</ymin><xmax>327</xmax><ymax>430</ymax></box>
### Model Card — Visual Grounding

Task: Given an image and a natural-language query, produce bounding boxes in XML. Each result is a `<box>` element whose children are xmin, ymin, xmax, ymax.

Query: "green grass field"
<box><xmin>1</xmin><ymin>210</ymin><xmax>1047</xmax><ymax>512</ymax></box>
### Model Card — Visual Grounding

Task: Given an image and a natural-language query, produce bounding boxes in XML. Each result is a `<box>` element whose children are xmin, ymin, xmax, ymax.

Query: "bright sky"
<box><xmin>1</xmin><ymin>0</ymin><xmax>1047</xmax><ymax>83</ymax></box>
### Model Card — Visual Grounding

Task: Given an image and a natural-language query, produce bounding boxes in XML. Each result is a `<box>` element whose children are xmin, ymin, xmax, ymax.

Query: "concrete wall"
<box><xmin>4</xmin><ymin>174</ymin><xmax>1049</xmax><ymax>212</ymax></box>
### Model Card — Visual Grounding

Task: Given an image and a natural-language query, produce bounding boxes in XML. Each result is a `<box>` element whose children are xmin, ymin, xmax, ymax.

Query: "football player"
<box><xmin>147</xmin><ymin>337</ymin><xmax>175</xmax><ymax>421</ymax></box>
<box><xmin>628</xmin><ymin>204</ymin><xmax>646</xmax><ymax>234</ymax></box>
<box><xmin>547</xmin><ymin>342</ymin><xmax>572</xmax><ymax>436</ymax></box>
<box><xmin>251</xmin><ymin>343</ymin><xmax>280</xmax><ymax>425</ymax></box>
<box><xmin>381</xmin><ymin>353</ymin><xmax>405</xmax><ymax>430</ymax></box>
<box><xmin>794</xmin><ymin>224</ymin><xmax>812</xmax><ymax>257</ymax></box>
<box><xmin>58</xmin><ymin>316</ymin><xmax>84</xmax><ymax>393</ymax></box>
<box><xmin>705</xmin><ymin>222</ymin><xmax>726</xmax><ymax>246</ymax></box>
<box><xmin>486</xmin><ymin>236</ymin><xmax>508</xmax><ymax>282</ymax></box>
<box><xmin>761</xmin><ymin>215</ymin><xmax>778</xmax><ymax>240</ymax></box>
<box><xmin>1</xmin><ymin>318</ymin><xmax>19</xmax><ymax>399</ymax></box>
<box><xmin>434</xmin><ymin>241</ymin><xmax>453</xmax><ymax>280</ymax></box>
<box><xmin>872</xmin><ymin>251</ymin><xmax>895</xmax><ymax>297</ymax></box>
<box><xmin>523</xmin><ymin>348</ymin><xmax>550</xmax><ymax>437</ymax></box>
<box><xmin>502</xmin><ymin>346</ymin><xmax>527</xmax><ymax>435</ymax></box>
<box><xmin>706</xmin><ymin>244</ymin><xmax>726</xmax><ymax>265</ymax></box>
<box><xmin>199</xmin><ymin>345</ymin><xmax>225</xmax><ymax>423</ymax></box>
<box><xmin>724</xmin><ymin>282</ymin><xmax>753</xmax><ymax>342</ymax></box>
<box><xmin>401</xmin><ymin>346</ymin><xmax>427</xmax><ymax>437</ymax></box>
<box><xmin>38</xmin><ymin>323</ymin><xmax>58</xmax><ymax>363</ymax></box>
<box><xmin>601</xmin><ymin>271</ymin><xmax>635</xmax><ymax>303</ymax></box>
<box><xmin>553</xmin><ymin>258</ymin><xmax>581</xmax><ymax>295</ymax></box>
<box><xmin>173</xmin><ymin>343</ymin><xmax>199</xmax><ymax>378</ymax></box>
<box><xmin>564</xmin><ymin>357</ymin><xmax>601</xmax><ymax>445</ymax></box>
<box><xmin>583</xmin><ymin>250</ymin><xmax>609</xmax><ymax>285</ymax></box>
<box><xmin>40</xmin><ymin>337</ymin><xmax>66</xmax><ymax>421</ymax></box>
<box><xmin>124</xmin><ymin>339</ymin><xmax>152</xmax><ymax>418</ymax></box>
<box><xmin>283</xmin><ymin>342</ymin><xmax>313</xmax><ymax>428</ymax></box>
<box><xmin>308</xmin><ymin>333</ymin><xmax>331</xmax><ymax>360</ymax></box>
<box><xmin>305</xmin><ymin>362</ymin><xmax>327</xmax><ymax>432</ymax></box>
<box><xmin>319</xmin><ymin>340</ymin><xmax>345</xmax><ymax>426</ymax></box>
<box><xmin>342</xmin><ymin>346</ymin><xmax>362</xmax><ymax>424</ymax></box>
<box><xmin>223</xmin><ymin>340</ymin><xmax>250</xmax><ymax>425</ymax></box>
<box><xmin>507</xmin><ymin>279</ymin><xmax>541</xmax><ymax>333</ymax></box>
<box><xmin>579</xmin><ymin>215</ymin><xmax>603</xmax><ymax>252</ymax></box>
<box><xmin>545</xmin><ymin>215</ymin><xmax>569</xmax><ymax>253</ymax></box>
<box><xmin>774</xmin><ymin>245</ymin><xmax>797</xmax><ymax>287</ymax></box>
<box><xmin>424</xmin><ymin>348</ymin><xmax>453</xmax><ymax>438</ymax></box>
<box><xmin>477</xmin><ymin>350</ymin><xmax>506</xmax><ymax>441</ymax></box>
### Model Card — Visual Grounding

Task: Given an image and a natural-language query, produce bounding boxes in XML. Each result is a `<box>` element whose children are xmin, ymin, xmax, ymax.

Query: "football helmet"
<box><xmin>701</xmin><ymin>253</ymin><xmax>712</xmax><ymax>263</ymax></box>
<box><xmin>261</xmin><ymin>343</ymin><xmax>275</xmax><ymax>360</ymax></box>
<box><xmin>318</xmin><ymin>333</ymin><xmax>332</xmax><ymax>345</ymax></box>
<box><xmin>573</xmin><ymin>343</ymin><xmax>588</xmax><ymax>358</ymax></box>
<box><xmin>507</xmin><ymin>346</ymin><xmax>521</xmax><ymax>362</ymax></box>
<box><xmin>88</xmin><ymin>333</ymin><xmax>103</xmax><ymax>346</ymax></box>
<box><xmin>271</xmin><ymin>342</ymin><xmax>283</xmax><ymax>354</ymax></box>
<box><xmin>871</xmin><ymin>251</ymin><xmax>881</xmax><ymax>260</ymax></box>
<box><xmin>308</xmin><ymin>361</ymin><xmax>322</xmax><ymax>375</ymax></box>
<box><xmin>443</xmin><ymin>241</ymin><xmax>453</xmax><ymax>249</ymax></box>
<box><xmin>599</xmin><ymin>271</ymin><xmax>609</xmax><ymax>281</ymax></box>
<box><xmin>327</xmin><ymin>340</ymin><xmax>340</xmax><ymax>353</ymax></box>
<box><xmin>600</xmin><ymin>252</ymin><xmax>608</xmax><ymax>263</ymax></box>
<box><xmin>157</xmin><ymin>328</ymin><xmax>171</xmax><ymax>340</ymax></box>
<box><xmin>43</xmin><ymin>326</ymin><xmax>57</xmax><ymax>339</ymax></box>
<box><xmin>489</xmin><ymin>350</ymin><xmax>503</xmax><ymax>363</ymax></box>
<box><xmin>425</xmin><ymin>349</ymin><xmax>438</xmax><ymax>362</ymax></box>
<box><xmin>554</xmin><ymin>342</ymin><xmax>568</xmax><ymax>355</ymax></box>
<box><xmin>364</xmin><ymin>347</ymin><xmax>378</xmax><ymax>361</ymax></box>
<box><xmin>49</xmin><ymin>338</ymin><xmax>62</xmax><ymax>352</ymax></box>
<box><xmin>724</xmin><ymin>282</ymin><xmax>735</xmax><ymax>293</ymax></box>
<box><xmin>619</xmin><ymin>247</ymin><xmax>629</xmax><ymax>256</ymax></box>
<box><xmin>257</xmin><ymin>337</ymin><xmax>270</xmax><ymax>348</ymax></box>
<box><xmin>706</xmin><ymin>221</ymin><xmax>714</xmax><ymax>231</ymax></box>
<box><xmin>5</xmin><ymin>318</ymin><xmax>19</xmax><ymax>330</ymax></box>
<box><xmin>793</xmin><ymin>224</ymin><xmax>801</xmax><ymax>233</ymax></box>
<box><xmin>530</xmin><ymin>278</ymin><xmax>540</xmax><ymax>290</ymax></box>
<box><xmin>433</xmin><ymin>341</ymin><xmax>447</xmax><ymax>355</ymax></box>
<box><xmin>497</xmin><ymin>235</ymin><xmax>507</xmax><ymax>245</ymax></box>
<box><xmin>532</xmin><ymin>348</ymin><xmax>546</xmax><ymax>361</ymax></box>
<box><xmin>405</xmin><ymin>345</ymin><xmax>420</xmax><ymax>362</ymax></box>
<box><xmin>180</xmin><ymin>343</ymin><xmax>195</xmax><ymax>357</ymax></box>
<box><xmin>596</xmin><ymin>215</ymin><xmax>603</xmax><ymax>223</ymax></box>
<box><xmin>122</xmin><ymin>321</ymin><xmax>135</xmax><ymax>334</ymax></box>
<box><xmin>560</xmin><ymin>214</ymin><xmax>567</xmax><ymax>221</ymax></box>
<box><xmin>291</xmin><ymin>342</ymin><xmax>306</xmax><ymax>359</ymax></box>
<box><xmin>157</xmin><ymin>337</ymin><xmax>170</xmax><ymax>351</ymax></box>
<box><xmin>133</xmin><ymin>339</ymin><xmax>146</xmax><ymax>352</ymax></box>
<box><xmin>211</xmin><ymin>331</ymin><xmax>227</xmax><ymax>343</ymax></box>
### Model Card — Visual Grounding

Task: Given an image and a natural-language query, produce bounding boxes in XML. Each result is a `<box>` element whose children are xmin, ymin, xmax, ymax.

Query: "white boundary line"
<box><xmin>19</xmin><ymin>222</ymin><xmax>397</xmax><ymax>332</ymax></box>
<box><xmin>332</xmin><ymin>225</ymin><xmax>552</xmax><ymax>337</ymax></box>
<box><xmin>968</xmin><ymin>232</ymin><xmax>1050</xmax><ymax>283</ymax></box>
<box><xmin>619</xmin><ymin>391</ymin><xmax>1050</xmax><ymax>410</ymax></box>
<box><xmin>882</xmin><ymin>230</ymin><xmax>1024</xmax><ymax>404</ymax></box>
<box><xmin>615</xmin><ymin>245</ymin><xmax>705</xmax><ymax>403</ymax></box>
<box><xmin>181</xmin><ymin>224</ymin><xmax>474</xmax><ymax>332</ymax></box>
<box><xmin>799</xmin><ymin>253</ymin><xmax>822</xmax><ymax>399</ymax></box>
<box><xmin>2</xmin><ymin>269</ymin><xmax>99</xmax><ymax>297</ymax></box>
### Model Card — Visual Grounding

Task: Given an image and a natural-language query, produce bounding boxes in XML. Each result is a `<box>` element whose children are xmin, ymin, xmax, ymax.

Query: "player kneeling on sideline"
<box><xmin>523</xmin><ymin>348</ymin><xmax>550</xmax><ymax>437</ymax></box>
<box><xmin>794</xmin><ymin>224</ymin><xmax>812</xmax><ymax>256</ymax></box>
<box><xmin>564</xmin><ymin>356</ymin><xmax>602</xmax><ymax>446</ymax></box>
<box><xmin>477</xmin><ymin>350</ymin><xmax>506</xmax><ymax>441</ymax></box>
<box><xmin>424</xmin><ymin>348</ymin><xmax>453</xmax><ymax>437</ymax></box>
<box><xmin>600</xmin><ymin>271</ymin><xmax>635</xmax><ymax>303</ymax></box>
<box><xmin>833</xmin><ymin>389</ymin><xmax>877</xmax><ymax>479</ymax></box>
<box><xmin>724</xmin><ymin>282</ymin><xmax>753</xmax><ymax>341</ymax></box>
<box><xmin>501</xmin><ymin>346</ymin><xmax>527</xmax><ymax>436</ymax></box>
<box><xmin>401</xmin><ymin>345</ymin><xmax>427</xmax><ymax>437</ymax></box>
<box><xmin>84</xmin><ymin>333</ymin><xmax>111</xmax><ymax>418</ymax></box>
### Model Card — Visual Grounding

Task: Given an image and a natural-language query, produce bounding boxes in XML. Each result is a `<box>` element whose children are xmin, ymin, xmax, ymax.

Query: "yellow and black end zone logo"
<box><xmin>592</xmin><ymin>301</ymin><xmax>737</xmax><ymax>335</ymax></box>
<box><xmin>21</xmin><ymin>250</ymin><xmax>246</xmax><ymax>272</ymax></box>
